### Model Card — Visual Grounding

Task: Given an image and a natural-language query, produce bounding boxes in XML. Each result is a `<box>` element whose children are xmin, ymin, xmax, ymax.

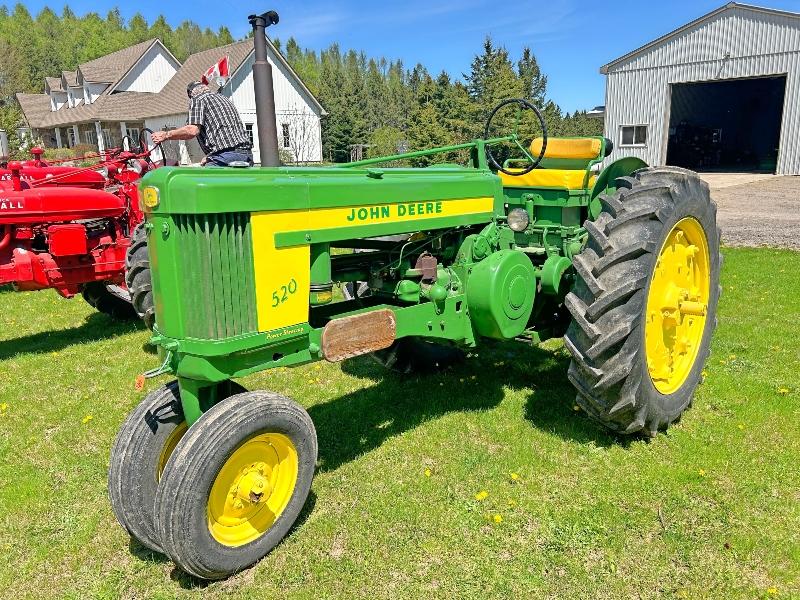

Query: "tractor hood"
<box><xmin>0</xmin><ymin>187</ymin><xmax>125</xmax><ymax>225</ymax></box>
<box><xmin>0</xmin><ymin>166</ymin><xmax>106</xmax><ymax>190</ymax></box>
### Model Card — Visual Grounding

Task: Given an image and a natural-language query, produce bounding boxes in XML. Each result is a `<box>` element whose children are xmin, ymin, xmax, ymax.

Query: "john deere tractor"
<box><xmin>108</xmin><ymin>12</ymin><xmax>721</xmax><ymax>580</ymax></box>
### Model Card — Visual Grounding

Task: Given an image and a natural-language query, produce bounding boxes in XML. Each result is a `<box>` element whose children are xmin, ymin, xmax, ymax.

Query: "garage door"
<box><xmin>666</xmin><ymin>75</ymin><xmax>787</xmax><ymax>173</ymax></box>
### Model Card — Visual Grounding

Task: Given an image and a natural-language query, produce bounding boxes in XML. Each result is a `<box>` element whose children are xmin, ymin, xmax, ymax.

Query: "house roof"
<box><xmin>79</xmin><ymin>38</ymin><xmax>159</xmax><ymax>83</ymax></box>
<box><xmin>600</xmin><ymin>2</ymin><xmax>800</xmax><ymax>74</ymax></box>
<box><xmin>17</xmin><ymin>36</ymin><xmax>325</xmax><ymax>128</ymax></box>
<box><xmin>62</xmin><ymin>71</ymin><xmax>78</xmax><ymax>87</ymax></box>
<box><xmin>45</xmin><ymin>77</ymin><xmax>63</xmax><ymax>93</ymax></box>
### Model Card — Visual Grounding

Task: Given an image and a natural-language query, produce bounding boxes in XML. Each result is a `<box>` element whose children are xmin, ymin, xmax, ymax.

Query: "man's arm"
<box><xmin>151</xmin><ymin>125</ymin><xmax>199</xmax><ymax>144</ymax></box>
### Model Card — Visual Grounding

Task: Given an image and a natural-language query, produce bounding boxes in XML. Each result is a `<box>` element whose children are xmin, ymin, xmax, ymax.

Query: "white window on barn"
<box><xmin>620</xmin><ymin>124</ymin><xmax>648</xmax><ymax>147</ymax></box>
<box><xmin>84</xmin><ymin>130</ymin><xmax>98</xmax><ymax>146</ymax></box>
<box><xmin>281</xmin><ymin>123</ymin><xmax>290</xmax><ymax>148</ymax></box>
<box><xmin>245</xmin><ymin>123</ymin><xmax>254</xmax><ymax>146</ymax></box>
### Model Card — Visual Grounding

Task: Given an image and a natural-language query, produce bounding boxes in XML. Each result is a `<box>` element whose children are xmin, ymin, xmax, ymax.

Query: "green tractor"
<box><xmin>108</xmin><ymin>12</ymin><xmax>721</xmax><ymax>580</ymax></box>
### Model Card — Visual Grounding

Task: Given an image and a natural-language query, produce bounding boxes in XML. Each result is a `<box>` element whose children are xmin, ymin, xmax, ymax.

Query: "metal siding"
<box><xmin>605</xmin><ymin>6</ymin><xmax>800</xmax><ymax>174</ymax></box>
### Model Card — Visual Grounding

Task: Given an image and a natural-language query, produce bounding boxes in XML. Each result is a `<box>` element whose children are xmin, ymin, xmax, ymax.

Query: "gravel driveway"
<box><xmin>700</xmin><ymin>174</ymin><xmax>800</xmax><ymax>249</ymax></box>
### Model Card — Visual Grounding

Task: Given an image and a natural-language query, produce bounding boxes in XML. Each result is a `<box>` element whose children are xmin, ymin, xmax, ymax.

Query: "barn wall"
<box><xmin>604</xmin><ymin>6</ymin><xmax>800</xmax><ymax>174</ymax></box>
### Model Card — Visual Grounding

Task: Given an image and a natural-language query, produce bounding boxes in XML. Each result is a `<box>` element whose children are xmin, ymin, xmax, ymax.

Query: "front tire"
<box><xmin>108</xmin><ymin>380</ymin><xmax>245</xmax><ymax>553</ymax></box>
<box><xmin>564</xmin><ymin>167</ymin><xmax>721</xmax><ymax>436</ymax></box>
<box><xmin>154</xmin><ymin>391</ymin><xmax>317</xmax><ymax>580</ymax></box>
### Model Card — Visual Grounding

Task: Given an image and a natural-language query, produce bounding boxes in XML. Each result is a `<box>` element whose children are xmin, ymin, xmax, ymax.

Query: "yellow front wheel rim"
<box><xmin>645</xmin><ymin>217</ymin><xmax>711</xmax><ymax>395</ymax></box>
<box><xmin>207</xmin><ymin>433</ymin><xmax>298</xmax><ymax>547</ymax></box>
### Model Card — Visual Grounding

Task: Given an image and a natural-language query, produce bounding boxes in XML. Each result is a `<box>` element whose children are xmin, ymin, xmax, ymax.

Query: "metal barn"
<box><xmin>601</xmin><ymin>2</ymin><xmax>800</xmax><ymax>175</ymax></box>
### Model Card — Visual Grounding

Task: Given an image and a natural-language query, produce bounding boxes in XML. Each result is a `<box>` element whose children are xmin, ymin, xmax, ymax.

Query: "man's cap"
<box><xmin>186</xmin><ymin>81</ymin><xmax>203</xmax><ymax>97</ymax></box>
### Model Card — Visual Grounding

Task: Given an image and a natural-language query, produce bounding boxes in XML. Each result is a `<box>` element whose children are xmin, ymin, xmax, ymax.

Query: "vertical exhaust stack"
<box><xmin>248</xmin><ymin>10</ymin><xmax>281</xmax><ymax>167</ymax></box>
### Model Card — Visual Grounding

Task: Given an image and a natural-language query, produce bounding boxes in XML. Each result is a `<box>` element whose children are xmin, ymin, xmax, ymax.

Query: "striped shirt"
<box><xmin>187</xmin><ymin>91</ymin><xmax>251</xmax><ymax>155</ymax></box>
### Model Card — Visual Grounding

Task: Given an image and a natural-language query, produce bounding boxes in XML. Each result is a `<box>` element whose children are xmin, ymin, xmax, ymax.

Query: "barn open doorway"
<box><xmin>666</xmin><ymin>75</ymin><xmax>786</xmax><ymax>173</ymax></box>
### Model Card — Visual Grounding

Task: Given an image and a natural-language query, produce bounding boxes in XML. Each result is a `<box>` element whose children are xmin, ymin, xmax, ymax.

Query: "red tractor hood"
<box><xmin>0</xmin><ymin>167</ymin><xmax>106</xmax><ymax>189</ymax></box>
<box><xmin>0</xmin><ymin>187</ymin><xmax>125</xmax><ymax>224</ymax></box>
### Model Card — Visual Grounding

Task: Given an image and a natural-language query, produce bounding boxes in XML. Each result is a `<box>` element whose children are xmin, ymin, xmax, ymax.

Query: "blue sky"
<box><xmin>17</xmin><ymin>0</ymin><xmax>800</xmax><ymax>112</ymax></box>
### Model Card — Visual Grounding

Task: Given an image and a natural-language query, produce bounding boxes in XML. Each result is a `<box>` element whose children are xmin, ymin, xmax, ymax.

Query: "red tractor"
<box><xmin>0</xmin><ymin>134</ymin><xmax>164</xmax><ymax>320</ymax></box>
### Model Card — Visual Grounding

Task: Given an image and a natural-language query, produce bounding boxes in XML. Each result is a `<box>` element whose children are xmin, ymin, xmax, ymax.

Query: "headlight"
<box><xmin>507</xmin><ymin>208</ymin><xmax>530</xmax><ymax>232</ymax></box>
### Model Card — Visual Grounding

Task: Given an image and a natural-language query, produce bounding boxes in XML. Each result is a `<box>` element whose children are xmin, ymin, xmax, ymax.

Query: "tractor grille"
<box><xmin>172</xmin><ymin>213</ymin><xmax>258</xmax><ymax>339</ymax></box>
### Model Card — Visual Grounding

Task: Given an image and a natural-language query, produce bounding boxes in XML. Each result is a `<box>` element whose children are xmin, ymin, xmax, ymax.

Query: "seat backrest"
<box><xmin>530</xmin><ymin>137</ymin><xmax>605</xmax><ymax>170</ymax></box>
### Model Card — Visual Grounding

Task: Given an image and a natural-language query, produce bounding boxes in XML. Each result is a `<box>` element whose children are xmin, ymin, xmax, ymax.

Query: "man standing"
<box><xmin>151</xmin><ymin>82</ymin><xmax>253</xmax><ymax>166</ymax></box>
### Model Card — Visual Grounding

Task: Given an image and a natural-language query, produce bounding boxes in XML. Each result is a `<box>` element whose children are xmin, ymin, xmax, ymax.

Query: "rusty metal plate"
<box><xmin>321</xmin><ymin>309</ymin><xmax>396</xmax><ymax>362</ymax></box>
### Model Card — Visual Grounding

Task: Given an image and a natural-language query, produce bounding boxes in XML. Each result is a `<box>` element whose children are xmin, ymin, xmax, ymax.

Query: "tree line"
<box><xmin>276</xmin><ymin>36</ymin><xmax>601</xmax><ymax>164</ymax></box>
<box><xmin>0</xmin><ymin>4</ymin><xmax>602</xmax><ymax>163</ymax></box>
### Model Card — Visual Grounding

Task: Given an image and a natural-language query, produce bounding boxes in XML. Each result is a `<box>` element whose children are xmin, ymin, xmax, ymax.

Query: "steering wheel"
<box><xmin>139</xmin><ymin>128</ymin><xmax>165</xmax><ymax>166</ymax></box>
<box><xmin>484</xmin><ymin>98</ymin><xmax>548</xmax><ymax>176</ymax></box>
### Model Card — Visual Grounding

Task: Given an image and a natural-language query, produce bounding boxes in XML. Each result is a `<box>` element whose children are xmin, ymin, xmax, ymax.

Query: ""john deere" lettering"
<box><xmin>346</xmin><ymin>201</ymin><xmax>443</xmax><ymax>222</ymax></box>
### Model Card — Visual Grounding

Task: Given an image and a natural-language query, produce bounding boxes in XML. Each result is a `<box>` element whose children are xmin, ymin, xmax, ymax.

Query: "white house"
<box><xmin>17</xmin><ymin>36</ymin><xmax>325</xmax><ymax>165</ymax></box>
<box><xmin>600</xmin><ymin>2</ymin><xmax>800</xmax><ymax>175</ymax></box>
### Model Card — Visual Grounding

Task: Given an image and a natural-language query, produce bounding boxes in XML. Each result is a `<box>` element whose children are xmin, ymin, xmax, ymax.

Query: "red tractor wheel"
<box><xmin>81</xmin><ymin>282</ymin><xmax>137</xmax><ymax>321</ymax></box>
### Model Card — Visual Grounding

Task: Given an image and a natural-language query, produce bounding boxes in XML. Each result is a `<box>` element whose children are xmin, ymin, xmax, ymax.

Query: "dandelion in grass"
<box><xmin>0</xmin><ymin>403</ymin><xmax>7</xmax><ymax>413</ymax></box>
<box><xmin>82</xmin><ymin>415</ymin><xmax>93</xmax><ymax>424</ymax></box>
<box><xmin>729</xmin><ymin>354</ymin><xmax>737</xmax><ymax>360</ymax></box>
<box><xmin>777</xmin><ymin>387</ymin><xmax>789</xmax><ymax>396</ymax></box>
<box><xmin>701</xmin><ymin>370</ymin><xmax>708</xmax><ymax>378</ymax></box>
<box><xmin>767</xmin><ymin>587</ymin><xmax>778</xmax><ymax>596</ymax></box>
<box><xmin>475</xmin><ymin>490</ymin><xmax>488</xmax><ymax>501</ymax></box>
<box><xmin>424</xmin><ymin>468</ymin><xmax>432</xmax><ymax>478</ymax></box>
<box><xmin>509</xmin><ymin>472</ymin><xmax>520</xmax><ymax>483</ymax></box>
<box><xmin>738</xmin><ymin>424</ymin><xmax>744</xmax><ymax>430</ymax></box>
<box><xmin>507</xmin><ymin>500</ymin><xmax>517</xmax><ymax>508</ymax></box>
<box><xmin>492</xmin><ymin>514</ymin><xmax>503</xmax><ymax>524</ymax></box>
<box><xmin>698</xmin><ymin>469</ymin><xmax>707</xmax><ymax>477</ymax></box>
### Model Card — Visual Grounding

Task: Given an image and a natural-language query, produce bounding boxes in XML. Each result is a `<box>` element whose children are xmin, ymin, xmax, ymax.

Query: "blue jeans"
<box><xmin>204</xmin><ymin>149</ymin><xmax>253</xmax><ymax>167</ymax></box>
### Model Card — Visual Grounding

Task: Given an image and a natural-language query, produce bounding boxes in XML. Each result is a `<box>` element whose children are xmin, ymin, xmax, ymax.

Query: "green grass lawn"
<box><xmin>0</xmin><ymin>247</ymin><xmax>798</xmax><ymax>599</ymax></box>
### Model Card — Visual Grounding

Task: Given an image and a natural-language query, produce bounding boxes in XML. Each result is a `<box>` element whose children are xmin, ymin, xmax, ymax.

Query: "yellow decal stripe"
<box><xmin>251</xmin><ymin>197</ymin><xmax>494</xmax><ymax>333</ymax></box>
<box><xmin>306</xmin><ymin>197</ymin><xmax>494</xmax><ymax>229</ymax></box>
<box><xmin>251</xmin><ymin>211</ymin><xmax>311</xmax><ymax>333</ymax></box>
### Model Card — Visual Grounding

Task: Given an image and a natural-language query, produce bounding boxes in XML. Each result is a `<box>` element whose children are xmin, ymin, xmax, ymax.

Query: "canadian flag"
<box><xmin>201</xmin><ymin>55</ymin><xmax>230</xmax><ymax>86</ymax></box>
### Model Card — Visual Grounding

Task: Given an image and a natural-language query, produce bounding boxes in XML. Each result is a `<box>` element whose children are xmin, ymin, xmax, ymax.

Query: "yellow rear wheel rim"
<box><xmin>645</xmin><ymin>217</ymin><xmax>711</xmax><ymax>395</ymax></box>
<box><xmin>207</xmin><ymin>433</ymin><xmax>298</xmax><ymax>547</ymax></box>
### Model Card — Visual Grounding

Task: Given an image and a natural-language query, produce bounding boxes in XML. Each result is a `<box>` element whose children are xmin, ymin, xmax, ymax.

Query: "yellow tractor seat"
<box><xmin>499</xmin><ymin>136</ymin><xmax>609</xmax><ymax>190</ymax></box>
<box><xmin>502</xmin><ymin>169</ymin><xmax>597</xmax><ymax>189</ymax></box>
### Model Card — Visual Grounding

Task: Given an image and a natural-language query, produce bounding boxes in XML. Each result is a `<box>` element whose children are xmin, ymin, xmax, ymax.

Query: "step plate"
<box><xmin>321</xmin><ymin>309</ymin><xmax>397</xmax><ymax>362</ymax></box>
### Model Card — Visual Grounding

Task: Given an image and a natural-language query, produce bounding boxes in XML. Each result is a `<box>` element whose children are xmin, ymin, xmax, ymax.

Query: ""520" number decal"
<box><xmin>272</xmin><ymin>278</ymin><xmax>298</xmax><ymax>308</ymax></box>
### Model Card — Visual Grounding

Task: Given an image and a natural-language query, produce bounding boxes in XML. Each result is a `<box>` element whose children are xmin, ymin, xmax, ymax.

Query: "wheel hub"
<box><xmin>645</xmin><ymin>218</ymin><xmax>710</xmax><ymax>394</ymax></box>
<box><xmin>207</xmin><ymin>433</ymin><xmax>299</xmax><ymax>547</ymax></box>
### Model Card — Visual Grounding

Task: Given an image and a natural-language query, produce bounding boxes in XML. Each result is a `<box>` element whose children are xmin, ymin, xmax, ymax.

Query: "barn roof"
<box><xmin>600</xmin><ymin>2</ymin><xmax>800</xmax><ymax>74</ymax></box>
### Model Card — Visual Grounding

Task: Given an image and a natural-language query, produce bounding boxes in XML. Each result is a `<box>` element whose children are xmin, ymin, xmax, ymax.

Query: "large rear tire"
<box><xmin>564</xmin><ymin>167</ymin><xmax>721</xmax><ymax>436</ymax></box>
<box><xmin>125</xmin><ymin>223</ymin><xmax>155</xmax><ymax>329</ymax></box>
<box><xmin>81</xmin><ymin>282</ymin><xmax>137</xmax><ymax>320</ymax></box>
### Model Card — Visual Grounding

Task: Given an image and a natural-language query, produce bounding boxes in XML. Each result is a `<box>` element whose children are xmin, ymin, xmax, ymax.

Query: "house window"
<box><xmin>102</xmin><ymin>129</ymin><xmax>114</xmax><ymax>149</ymax></box>
<box><xmin>281</xmin><ymin>123</ymin><xmax>290</xmax><ymax>148</ymax></box>
<box><xmin>620</xmin><ymin>124</ymin><xmax>648</xmax><ymax>147</ymax></box>
<box><xmin>125</xmin><ymin>127</ymin><xmax>140</xmax><ymax>149</ymax></box>
<box><xmin>245</xmin><ymin>123</ymin><xmax>254</xmax><ymax>146</ymax></box>
<box><xmin>84</xmin><ymin>130</ymin><xmax>97</xmax><ymax>146</ymax></box>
